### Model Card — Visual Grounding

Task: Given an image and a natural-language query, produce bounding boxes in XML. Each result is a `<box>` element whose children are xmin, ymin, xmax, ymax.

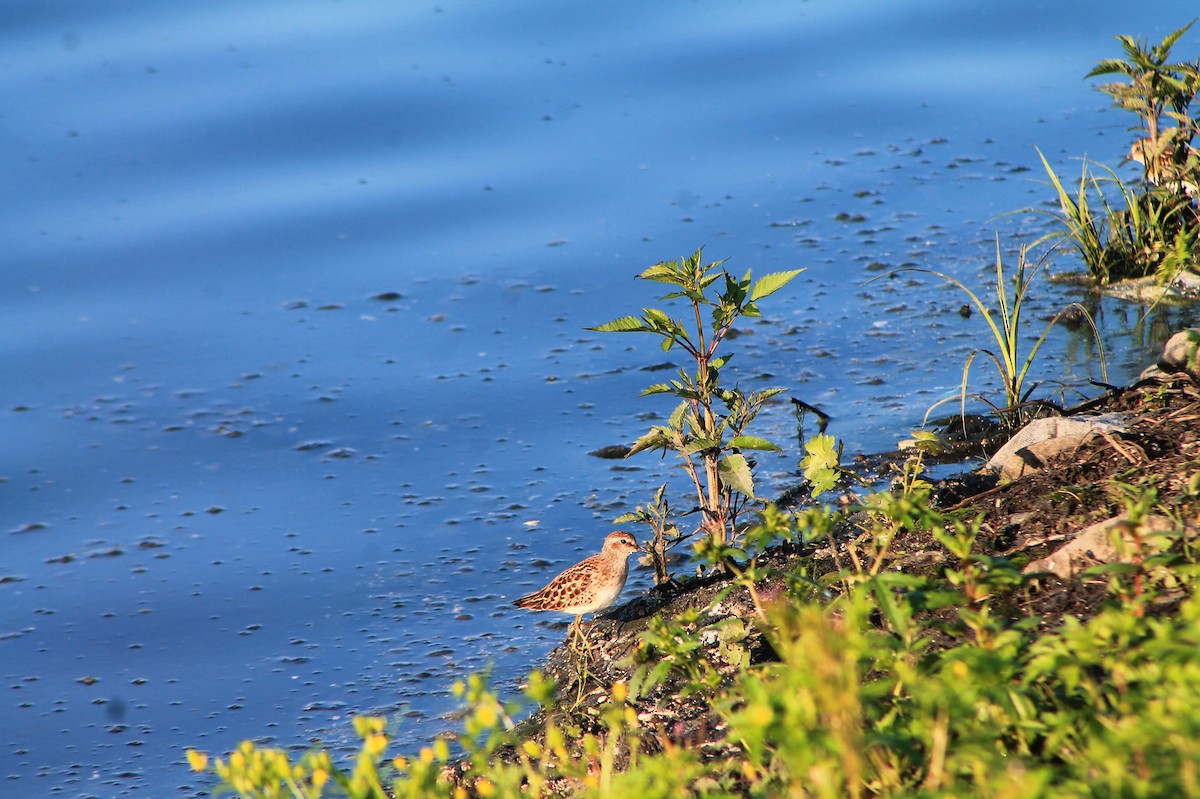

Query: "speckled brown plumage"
<box><xmin>513</xmin><ymin>531</ymin><xmax>640</xmax><ymax>618</ymax></box>
<box><xmin>1129</xmin><ymin>138</ymin><xmax>1199</xmax><ymax>197</ymax></box>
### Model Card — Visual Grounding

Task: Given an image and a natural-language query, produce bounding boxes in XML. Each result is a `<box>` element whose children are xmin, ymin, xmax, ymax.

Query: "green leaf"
<box><xmin>869</xmin><ymin>572</ymin><xmax>934</xmax><ymax>589</ymax></box>
<box><xmin>801</xmin><ymin>433</ymin><xmax>841</xmax><ymax>498</ymax></box>
<box><xmin>718</xmin><ymin>453</ymin><xmax>755</xmax><ymax>497</ymax></box>
<box><xmin>627</xmin><ymin>427</ymin><xmax>674</xmax><ymax>456</ymax></box>
<box><xmin>752</xmin><ymin>387</ymin><xmax>786</xmax><ymax>401</ymax></box>
<box><xmin>728</xmin><ymin>435</ymin><xmax>781</xmax><ymax>452</ymax></box>
<box><xmin>640</xmin><ymin>383</ymin><xmax>675</xmax><ymax>396</ymax></box>
<box><xmin>750</xmin><ymin>269</ymin><xmax>804</xmax><ymax>301</ymax></box>
<box><xmin>637</xmin><ymin>262</ymin><xmax>682</xmax><ymax>284</ymax></box>
<box><xmin>1159</xmin><ymin>19</ymin><xmax>1195</xmax><ymax>53</ymax></box>
<box><xmin>642</xmin><ymin>307</ymin><xmax>674</xmax><ymax>330</ymax></box>
<box><xmin>802</xmin><ymin>433</ymin><xmax>839</xmax><ymax>467</ymax></box>
<box><xmin>1086</xmin><ymin>58</ymin><xmax>1134</xmax><ymax>79</ymax></box>
<box><xmin>681</xmin><ymin>438</ymin><xmax>720</xmax><ymax>455</ymax></box>
<box><xmin>898</xmin><ymin>429</ymin><xmax>952</xmax><ymax>455</ymax></box>
<box><xmin>668</xmin><ymin>400</ymin><xmax>689</xmax><ymax>429</ymax></box>
<box><xmin>722</xmin><ymin>271</ymin><xmax>748</xmax><ymax>306</ymax></box>
<box><xmin>1081</xmin><ymin>562</ymin><xmax>1141</xmax><ymax>578</ymax></box>
<box><xmin>589</xmin><ymin>315</ymin><xmax>647</xmax><ymax>333</ymax></box>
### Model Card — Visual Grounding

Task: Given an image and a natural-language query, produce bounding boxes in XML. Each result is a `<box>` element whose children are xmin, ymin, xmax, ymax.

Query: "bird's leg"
<box><xmin>569</xmin><ymin>614</ymin><xmax>585</xmax><ymax>652</ymax></box>
<box><xmin>567</xmin><ymin>614</ymin><xmax>596</xmax><ymax>672</ymax></box>
<box><xmin>568</xmin><ymin>615</ymin><xmax>592</xmax><ymax>706</ymax></box>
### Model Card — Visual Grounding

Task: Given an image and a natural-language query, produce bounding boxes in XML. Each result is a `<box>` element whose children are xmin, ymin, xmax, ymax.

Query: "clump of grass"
<box><xmin>1035</xmin><ymin>149</ymin><xmax>1198</xmax><ymax>286</ymax></box>
<box><xmin>1030</xmin><ymin>20</ymin><xmax>1200</xmax><ymax>284</ymax></box>
<box><xmin>877</xmin><ymin>240</ymin><xmax>1106</xmax><ymax>434</ymax></box>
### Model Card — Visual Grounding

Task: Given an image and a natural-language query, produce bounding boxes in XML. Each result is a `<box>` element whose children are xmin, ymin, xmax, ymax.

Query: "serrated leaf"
<box><xmin>802</xmin><ymin>433</ymin><xmax>839</xmax><ymax>466</ymax></box>
<box><xmin>1160</xmin><ymin>20</ymin><xmax>1195</xmax><ymax>52</ymax></box>
<box><xmin>801</xmin><ymin>433</ymin><xmax>841</xmax><ymax>498</ymax></box>
<box><xmin>637</xmin><ymin>262</ymin><xmax>682</xmax><ymax>283</ymax></box>
<box><xmin>627</xmin><ymin>427</ymin><xmax>674</xmax><ymax>456</ymax></box>
<box><xmin>805</xmin><ymin>468</ymin><xmax>839</xmax><ymax>498</ymax></box>
<box><xmin>750</xmin><ymin>269</ymin><xmax>804</xmax><ymax>301</ymax></box>
<box><xmin>681</xmin><ymin>438</ymin><xmax>719</xmax><ymax>455</ymax></box>
<box><xmin>642</xmin><ymin>307</ymin><xmax>674</xmax><ymax>330</ymax></box>
<box><xmin>1085</xmin><ymin>58</ymin><xmax>1133</xmax><ymax>79</ymax></box>
<box><xmin>728</xmin><ymin>435</ymin><xmax>782</xmax><ymax>452</ymax></box>
<box><xmin>723</xmin><ymin>271</ymin><xmax>748</xmax><ymax>304</ymax></box>
<box><xmin>718</xmin><ymin>453</ymin><xmax>755</xmax><ymax>497</ymax></box>
<box><xmin>640</xmin><ymin>383</ymin><xmax>675</xmax><ymax>396</ymax></box>
<box><xmin>668</xmin><ymin>401</ymin><xmax>689</xmax><ymax>429</ymax></box>
<box><xmin>589</xmin><ymin>315</ymin><xmax>647</xmax><ymax>333</ymax></box>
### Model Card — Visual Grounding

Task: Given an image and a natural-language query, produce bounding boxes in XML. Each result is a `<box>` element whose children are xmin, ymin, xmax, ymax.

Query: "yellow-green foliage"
<box><xmin>189</xmin><ymin>495</ymin><xmax>1200</xmax><ymax>799</ymax></box>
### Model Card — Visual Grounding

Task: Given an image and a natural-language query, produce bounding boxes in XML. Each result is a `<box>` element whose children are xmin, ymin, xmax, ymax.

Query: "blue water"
<box><xmin>3</xmin><ymin>1</ymin><xmax>1198</xmax><ymax>795</ymax></box>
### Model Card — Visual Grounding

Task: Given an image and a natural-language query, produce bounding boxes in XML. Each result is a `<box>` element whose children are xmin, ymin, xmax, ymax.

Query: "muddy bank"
<box><xmin>485</xmin><ymin>328</ymin><xmax>1200</xmax><ymax>783</ymax></box>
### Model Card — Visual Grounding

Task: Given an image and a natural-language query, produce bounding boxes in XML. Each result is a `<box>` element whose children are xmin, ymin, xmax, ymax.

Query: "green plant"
<box><xmin>1028</xmin><ymin>21</ymin><xmax>1200</xmax><ymax>284</ymax></box>
<box><xmin>1084</xmin><ymin>484</ymin><xmax>1195</xmax><ymax>614</ymax></box>
<box><xmin>1035</xmin><ymin>150</ymin><xmax>1198</xmax><ymax>284</ymax></box>
<box><xmin>1089</xmin><ymin>20</ymin><xmax>1200</xmax><ymax>190</ymax></box>
<box><xmin>634</xmin><ymin>607</ymin><xmax>741</xmax><ymax>702</ymax></box>
<box><xmin>186</xmin><ymin>716</ymin><xmax>391</xmax><ymax>799</ymax></box>
<box><xmin>888</xmin><ymin>241</ymin><xmax>1106</xmax><ymax>432</ymax></box>
<box><xmin>590</xmin><ymin>248</ymin><xmax>802</xmax><ymax>552</ymax></box>
<box><xmin>799</xmin><ymin>432</ymin><xmax>846</xmax><ymax>499</ymax></box>
<box><xmin>614</xmin><ymin>484</ymin><xmax>685</xmax><ymax>586</ymax></box>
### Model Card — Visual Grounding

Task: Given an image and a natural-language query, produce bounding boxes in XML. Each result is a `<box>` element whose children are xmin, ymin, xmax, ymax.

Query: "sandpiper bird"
<box><xmin>1127</xmin><ymin>138</ymin><xmax>1199</xmax><ymax>198</ymax></box>
<box><xmin>512</xmin><ymin>531</ymin><xmax>640</xmax><ymax>648</ymax></box>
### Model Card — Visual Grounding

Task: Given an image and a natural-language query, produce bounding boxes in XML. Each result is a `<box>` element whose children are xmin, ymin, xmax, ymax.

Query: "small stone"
<box><xmin>1159</xmin><ymin>328</ymin><xmax>1200</xmax><ymax>379</ymax></box>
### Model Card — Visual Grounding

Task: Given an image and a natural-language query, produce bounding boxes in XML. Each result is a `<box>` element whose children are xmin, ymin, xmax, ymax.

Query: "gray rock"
<box><xmin>1023</xmin><ymin>514</ymin><xmax>1175</xmax><ymax>580</ymax></box>
<box><xmin>1159</xmin><ymin>328</ymin><xmax>1200</xmax><ymax>378</ymax></box>
<box><xmin>984</xmin><ymin>414</ymin><xmax>1128</xmax><ymax>480</ymax></box>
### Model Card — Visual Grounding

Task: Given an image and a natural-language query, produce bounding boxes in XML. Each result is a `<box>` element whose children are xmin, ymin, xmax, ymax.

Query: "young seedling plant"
<box><xmin>591</xmin><ymin>248</ymin><xmax>802</xmax><ymax>561</ymax></box>
<box><xmin>879</xmin><ymin>239</ymin><xmax>1107</xmax><ymax>436</ymax></box>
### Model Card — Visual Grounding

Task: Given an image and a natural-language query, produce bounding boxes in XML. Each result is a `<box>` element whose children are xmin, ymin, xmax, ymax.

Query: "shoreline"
<box><xmin>482</xmin><ymin>327</ymin><xmax>1200</xmax><ymax>789</ymax></box>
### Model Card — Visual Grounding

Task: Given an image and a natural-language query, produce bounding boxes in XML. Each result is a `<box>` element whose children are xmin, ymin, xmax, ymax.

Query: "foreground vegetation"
<box><xmin>187</xmin><ymin>21</ymin><xmax>1200</xmax><ymax>799</ymax></box>
<box><xmin>189</xmin><ymin>453</ymin><xmax>1200</xmax><ymax>797</ymax></box>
